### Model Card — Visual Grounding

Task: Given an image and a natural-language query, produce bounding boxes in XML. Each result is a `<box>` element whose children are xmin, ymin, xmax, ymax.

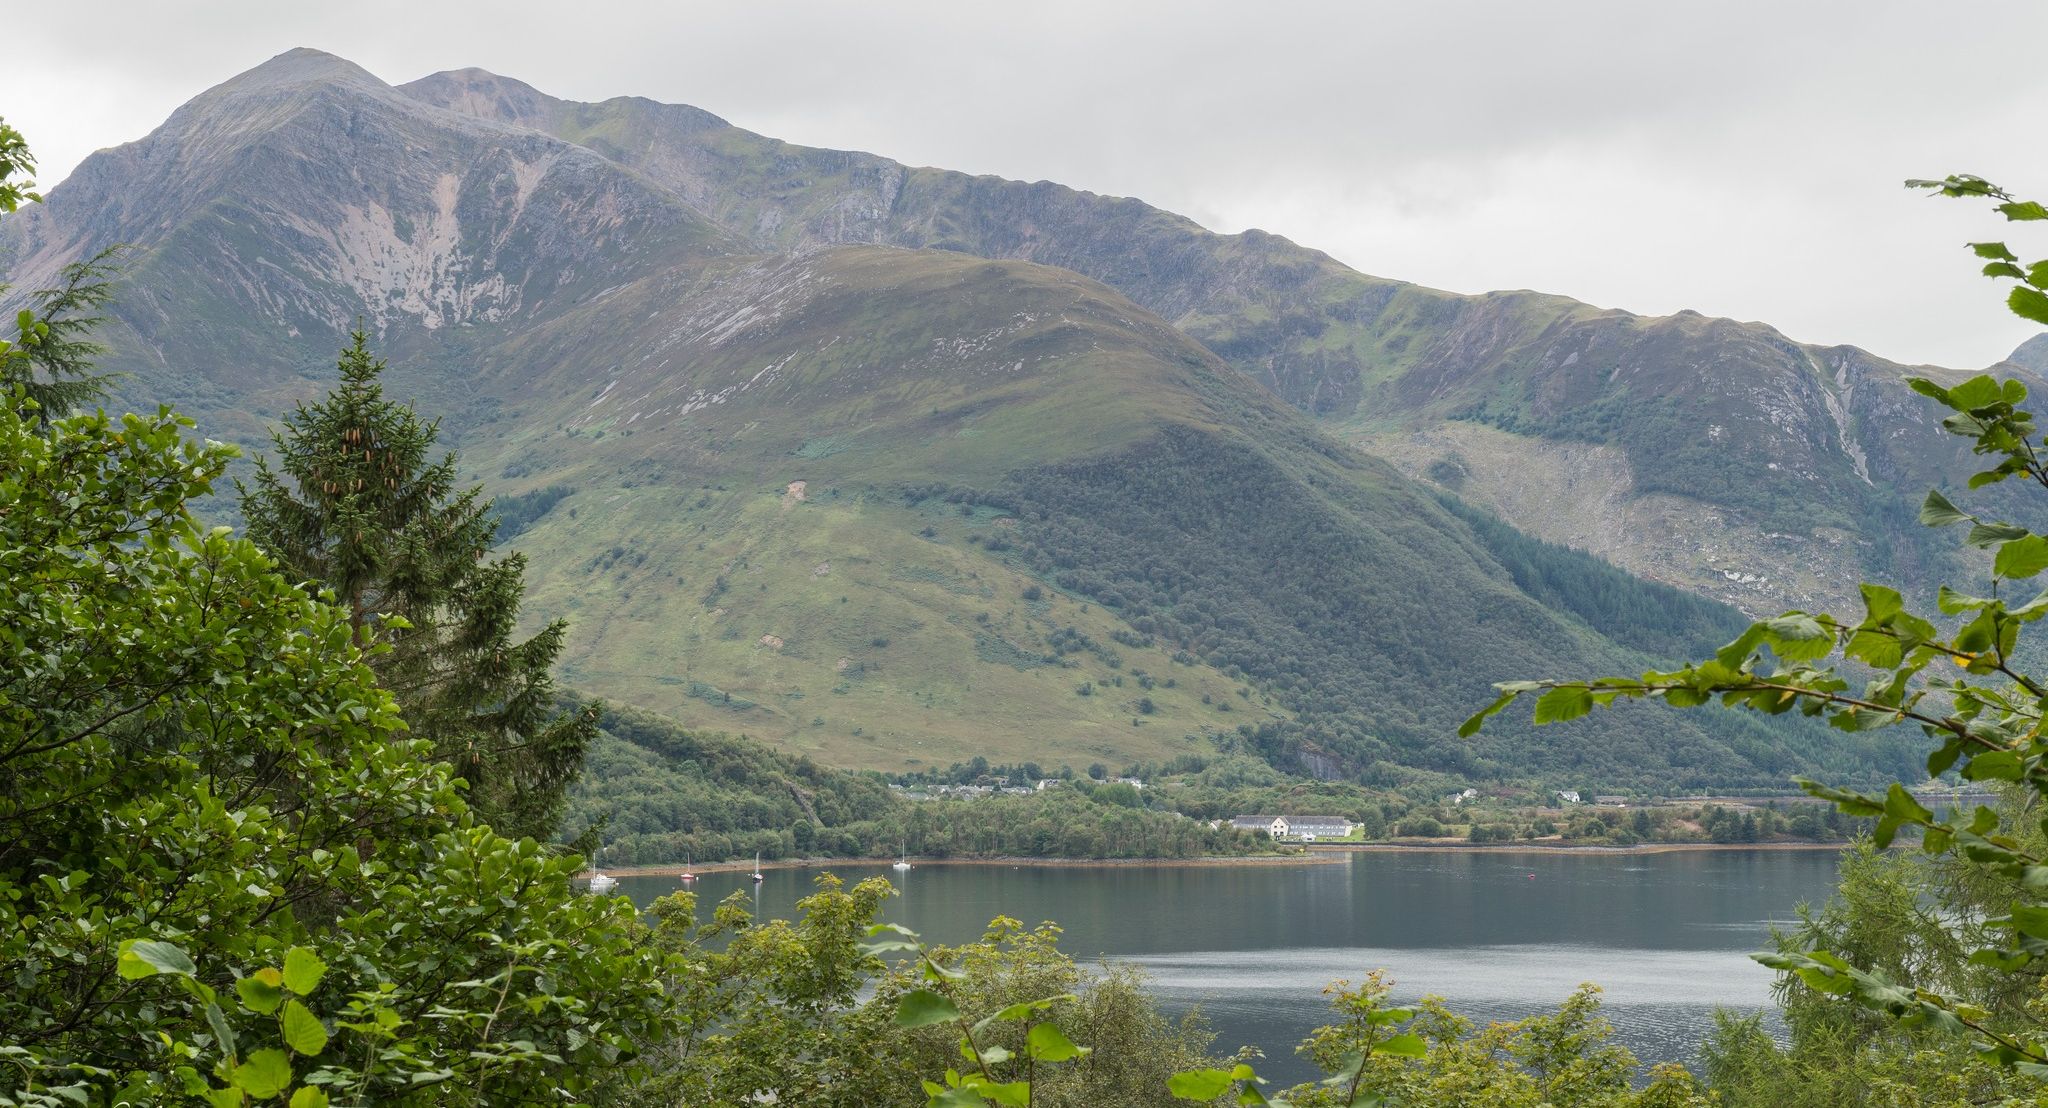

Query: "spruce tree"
<box><xmin>2</xmin><ymin>245</ymin><xmax>124</xmax><ymax>423</ymax></box>
<box><xmin>241</xmin><ymin>328</ymin><xmax>596</xmax><ymax>841</ymax></box>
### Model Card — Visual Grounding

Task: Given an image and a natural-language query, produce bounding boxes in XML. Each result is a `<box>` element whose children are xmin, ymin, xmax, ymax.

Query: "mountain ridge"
<box><xmin>393</xmin><ymin>53</ymin><xmax>2019</xmax><ymax>616</ymax></box>
<box><xmin>0</xmin><ymin>49</ymin><xmax>1925</xmax><ymax>788</ymax></box>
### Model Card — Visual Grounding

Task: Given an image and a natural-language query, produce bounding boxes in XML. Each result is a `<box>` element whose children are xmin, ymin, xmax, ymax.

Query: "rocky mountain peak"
<box><xmin>205</xmin><ymin>47</ymin><xmax>386</xmax><ymax>96</ymax></box>
<box><xmin>2006</xmin><ymin>333</ymin><xmax>2048</xmax><ymax>373</ymax></box>
<box><xmin>400</xmin><ymin>67</ymin><xmax>558</xmax><ymax>130</ymax></box>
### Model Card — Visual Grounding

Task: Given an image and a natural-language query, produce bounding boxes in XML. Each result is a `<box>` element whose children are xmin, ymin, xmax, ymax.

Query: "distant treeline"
<box><xmin>1431</xmin><ymin>492</ymin><xmax>1750</xmax><ymax>661</ymax></box>
<box><xmin>490</xmin><ymin>483</ymin><xmax>574</xmax><ymax>542</ymax></box>
<box><xmin>557</xmin><ymin>703</ymin><xmax>1271</xmax><ymax>865</ymax></box>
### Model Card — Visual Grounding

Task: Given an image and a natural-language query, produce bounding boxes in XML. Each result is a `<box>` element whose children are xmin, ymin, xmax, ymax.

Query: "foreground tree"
<box><xmin>241</xmin><ymin>330</ymin><xmax>595</xmax><ymax>841</ymax></box>
<box><xmin>1464</xmin><ymin>178</ymin><xmax>2048</xmax><ymax>1085</ymax></box>
<box><xmin>1700</xmin><ymin>843</ymin><xmax>2038</xmax><ymax>1106</ymax></box>
<box><xmin>0</xmin><ymin>118</ymin><xmax>122</xmax><ymax>421</ymax></box>
<box><xmin>0</xmin><ymin>396</ymin><xmax>675</xmax><ymax>1105</ymax></box>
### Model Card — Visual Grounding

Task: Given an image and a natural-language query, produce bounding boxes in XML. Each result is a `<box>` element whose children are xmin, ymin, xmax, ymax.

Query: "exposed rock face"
<box><xmin>0</xmin><ymin>48</ymin><xmax>733</xmax><ymax>429</ymax></box>
<box><xmin>399</xmin><ymin>61</ymin><xmax>2027</xmax><ymax>613</ymax></box>
<box><xmin>5</xmin><ymin>50</ymin><xmax>2020</xmax><ymax>620</ymax></box>
<box><xmin>0</xmin><ymin>48</ymin><xmax>1958</xmax><ymax>783</ymax></box>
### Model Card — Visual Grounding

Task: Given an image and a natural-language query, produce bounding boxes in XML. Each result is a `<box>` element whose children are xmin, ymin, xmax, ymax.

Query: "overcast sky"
<box><xmin>3</xmin><ymin>1</ymin><xmax>2043</xmax><ymax>367</ymax></box>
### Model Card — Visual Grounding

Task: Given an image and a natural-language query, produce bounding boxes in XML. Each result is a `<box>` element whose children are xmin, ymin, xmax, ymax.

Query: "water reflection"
<box><xmin>615</xmin><ymin>849</ymin><xmax>1840</xmax><ymax>1082</ymax></box>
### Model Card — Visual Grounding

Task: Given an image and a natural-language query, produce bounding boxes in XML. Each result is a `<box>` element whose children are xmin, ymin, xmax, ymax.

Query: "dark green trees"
<box><xmin>0</xmin><ymin>122</ymin><xmax>121</xmax><ymax>420</ymax></box>
<box><xmin>0</xmin><ymin>400</ymin><xmax>673</xmax><ymax>1104</ymax></box>
<box><xmin>1465</xmin><ymin>177</ymin><xmax>2048</xmax><ymax>1084</ymax></box>
<box><xmin>0</xmin><ymin>246</ymin><xmax>123</xmax><ymax>423</ymax></box>
<box><xmin>241</xmin><ymin>330</ymin><xmax>594</xmax><ymax>841</ymax></box>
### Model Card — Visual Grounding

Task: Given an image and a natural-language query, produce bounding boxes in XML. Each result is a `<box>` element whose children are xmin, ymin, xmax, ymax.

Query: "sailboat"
<box><xmin>680</xmin><ymin>851</ymin><xmax>696</xmax><ymax>883</ymax></box>
<box><xmin>892</xmin><ymin>840</ymin><xmax>912</xmax><ymax>872</ymax></box>
<box><xmin>751</xmin><ymin>852</ymin><xmax>765</xmax><ymax>883</ymax></box>
<box><xmin>587</xmin><ymin>848</ymin><xmax>618</xmax><ymax>895</ymax></box>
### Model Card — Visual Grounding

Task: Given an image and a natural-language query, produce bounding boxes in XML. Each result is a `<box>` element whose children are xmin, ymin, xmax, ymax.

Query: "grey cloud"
<box><xmin>2</xmin><ymin>0</ymin><xmax>2044</xmax><ymax>365</ymax></box>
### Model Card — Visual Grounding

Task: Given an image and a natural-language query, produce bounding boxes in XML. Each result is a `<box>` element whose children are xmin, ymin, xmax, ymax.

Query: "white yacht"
<box><xmin>587</xmin><ymin>850</ymin><xmax>618</xmax><ymax>895</ymax></box>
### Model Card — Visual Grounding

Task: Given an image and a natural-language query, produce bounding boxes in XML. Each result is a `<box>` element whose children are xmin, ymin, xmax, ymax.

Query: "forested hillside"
<box><xmin>0</xmin><ymin>48</ymin><xmax>1925</xmax><ymax>790</ymax></box>
<box><xmin>563</xmin><ymin>704</ymin><xmax>1266</xmax><ymax>864</ymax></box>
<box><xmin>401</xmin><ymin>64</ymin><xmax>2035</xmax><ymax>618</ymax></box>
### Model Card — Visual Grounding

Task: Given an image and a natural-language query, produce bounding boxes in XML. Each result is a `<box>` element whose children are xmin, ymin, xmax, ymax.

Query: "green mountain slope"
<box><xmin>0</xmin><ymin>50</ymin><xmax>1914</xmax><ymax>789</ymax></box>
<box><xmin>401</xmin><ymin>66</ymin><xmax>2028</xmax><ymax>618</ymax></box>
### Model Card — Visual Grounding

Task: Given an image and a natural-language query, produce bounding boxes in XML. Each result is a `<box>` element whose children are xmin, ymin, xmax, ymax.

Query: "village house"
<box><xmin>1231</xmin><ymin>815</ymin><xmax>1286</xmax><ymax>838</ymax></box>
<box><xmin>1284</xmin><ymin>816</ymin><xmax>1355</xmax><ymax>841</ymax></box>
<box><xmin>1229</xmin><ymin>815</ymin><xmax>1356</xmax><ymax>841</ymax></box>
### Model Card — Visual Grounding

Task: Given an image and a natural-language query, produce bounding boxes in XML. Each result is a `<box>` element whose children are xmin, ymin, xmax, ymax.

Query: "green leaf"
<box><xmin>2010</xmin><ymin>286</ymin><xmax>2048</xmax><ymax>325</ymax></box>
<box><xmin>1763</xmin><ymin>615</ymin><xmax>1834</xmax><ymax>662</ymax></box>
<box><xmin>987</xmin><ymin>995</ymin><xmax>1072</xmax><ymax>1023</ymax></box>
<box><xmin>282</xmin><ymin>999</ymin><xmax>328</xmax><ymax>1056</ymax></box>
<box><xmin>289</xmin><ymin>1089</ymin><xmax>330</xmax><ymax>1108</ymax></box>
<box><xmin>281</xmin><ymin>948</ymin><xmax>326</xmax><ymax>996</ymax></box>
<box><xmin>1170</xmin><ymin>1069</ymin><xmax>1240</xmax><ymax>1099</ymax></box>
<box><xmin>2011</xmin><ymin>905</ymin><xmax>2048</xmax><ymax>940</ymax></box>
<box><xmin>896</xmin><ymin>988</ymin><xmax>961</xmax><ymax>1029</ymax></box>
<box><xmin>205</xmin><ymin>1000</ymin><xmax>237</xmax><ymax>1059</ymax></box>
<box><xmin>1949</xmin><ymin>375</ymin><xmax>2005</xmax><ymax>409</ymax></box>
<box><xmin>1972</xmin><ymin>241</ymin><xmax>2018</xmax><ymax>261</ymax></box>
<box><xmin>1937</xmin><ymin>585</ymin><xmax>1993</xmax><ymax>614</ymax></box>
<box><xmin>1798</xmin><ymin>779</ymin><xmax>1884</xmax><ymax>818</ymax></box>
<box><xmin>1966</xmin><ymin>521</ymin><xmax>2030</xmax><ymax>547</ymax></box>
<box><xmin>1458</xmin><ymin>691</ymin><xmax>1516</xmax><ymax>737</ymax></box>
<box><xmin>1532</xmin><ymin>685</ymin><xmax>1594</xmax><ymax>725</ymax></box>
<box><xmin>1984</xmin><ymin>261</ymin><xmax>2027</xmax><ymax>280</ymax></box>
<box><xmin>1026</xmin><ymin>1022</ymin><xmax>1087</xmax><ymax>1062</ymax></box>
<box><xmin>1907</xmin><ymin>376</ymin><xmax>1951</xmax><ymax>402</ymax></box>
<box><xmin>1961</xmin><ymin>749</ymin><xmax>2023</xmax><ymax>782</ymax></box>
<box><xmin>975</xmin><ymin>1080</ymin><xmax>1034</xmax><ymax>1108</ymax></box>
<box><xmin>1920</xmin><ymin>489</ymin><xmax>1969</xmax><ymax>527</ymax></box>
<box><xmin>117</xmin><ymin>939</ymin><xmax>196</xmax><ymax>980</ymax></box>
<box><xmin>1998</xmin><ymin>200</ymin><xmax>2048</xmax><ymax>221</ymax></box>
<box><xmin>1995</xmin><ymin>534</ymin><xmax>2048</xmax><ymax>578</ymax></box>
<box><xmin>237</xmin><ymin>972</ymin><xmax>284</xmax><ymax>1015</ymax></box>
<box><xmin>1859</xmin><ymin>583</ymin><xmax>1905</xmax><ymax>620</ymax></box>
<box><xmin>231</xmin><ymin>1049</ymin><xmax>291</xmax><ymax>1099</ymax></box>
<box><xmin>1923</xmin><ymin>825</ymin><xmax>1954</xmax><ymax>854</ymax></box>
<box><xmin>1376</xmin><ymin>1031</ymin><xmax>1427</xmax><ymax>1058</ymax></box>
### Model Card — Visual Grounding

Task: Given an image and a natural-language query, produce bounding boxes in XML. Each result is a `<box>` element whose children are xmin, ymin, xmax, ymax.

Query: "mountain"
<box><xmin>402</xmin><ymin>66</ymin><xmax>2020</xmax><ymax>618</ymax></box>
<box><xmin>2007</xmin><ymin>333</ymin><xmax>2048</xmax><ymax>374</ymax></box>
<box><xmin>0</xmin><ymin>49</ymin><xmax>1919</xmax><ymax>790</ymax></box>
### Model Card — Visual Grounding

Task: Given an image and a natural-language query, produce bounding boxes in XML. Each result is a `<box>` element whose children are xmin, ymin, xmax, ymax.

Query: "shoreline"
<box><xmin>589</xmin><ymin>840</ymin><xmax>1851</xmax><ymax>877</ymax></box>
<box><xmin>1315</xmin><ymin>840</ymin><xmax>1853</xmax><ymax>856</ymax></box>
<box><xmin>593</xmin><ymin>852</ymin><xmax>1340</xmax><ymax>878</ymax></box>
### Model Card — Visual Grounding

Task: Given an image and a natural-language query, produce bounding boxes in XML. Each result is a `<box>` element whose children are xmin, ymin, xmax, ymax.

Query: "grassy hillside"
<box><xmin>0</xmin><ymin>50</ymin><xmax>1921</xmax><ymax>793</ymax></box>
<box><xmin>399</xmin><ymin>65</ymin><xmax>2034</xmax><ymax>618</ymax></box>
<box><xmin>436</xmin><ymin>242</ymin><xmax>1900</xmax><ymax>789</ymax></box>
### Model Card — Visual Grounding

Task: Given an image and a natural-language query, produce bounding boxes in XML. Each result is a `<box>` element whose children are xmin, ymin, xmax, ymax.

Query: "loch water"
<box><xmin>612</xmin><ymin>847</ymin><xmax>1841</xmax><ymax>1083</ymax></box>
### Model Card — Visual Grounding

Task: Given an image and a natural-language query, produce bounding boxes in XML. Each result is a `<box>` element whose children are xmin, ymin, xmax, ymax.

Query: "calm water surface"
<box><xmin>613</xmin><ymin>848</ymin><xmax>1840</xmax><ymax>1082</ymax></box>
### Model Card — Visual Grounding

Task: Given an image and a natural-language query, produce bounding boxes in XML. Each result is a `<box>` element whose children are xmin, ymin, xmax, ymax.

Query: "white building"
<box><xmin>1285</xmin><ymin>816</ymin><xmax>1355</xmax><ymax>841</ymax></box>
<box><xmin>1229</xmin><ymin>815</ymin><xmax>1355</xmax><ymax>841</ymax></box>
